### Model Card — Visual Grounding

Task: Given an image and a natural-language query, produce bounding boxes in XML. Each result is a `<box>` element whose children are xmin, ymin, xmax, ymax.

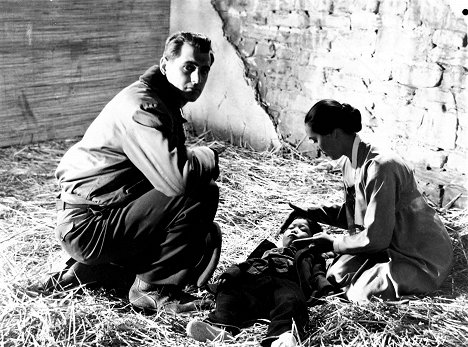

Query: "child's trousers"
<box><xmin>208</xmin><ymin>274</ymin><xmax>309</xmax><ymax>346</ymax></box>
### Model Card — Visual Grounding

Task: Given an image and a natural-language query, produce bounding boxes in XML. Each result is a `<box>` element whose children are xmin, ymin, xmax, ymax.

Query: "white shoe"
<box><xmin>186</xmin><ymin>318</ymin><xmax>234</xmax><ymax>342</ymax></box>
<box><xmin>271</xmin><ymin>331</ymin><xmax>299</xmax><ymax>347</ymax></box>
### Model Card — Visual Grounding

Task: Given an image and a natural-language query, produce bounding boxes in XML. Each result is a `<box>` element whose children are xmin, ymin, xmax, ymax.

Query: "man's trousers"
<box><xmin>55</xmin><ymin>181</ymin><xmax>219</xmax><ymax>286</ymax></box>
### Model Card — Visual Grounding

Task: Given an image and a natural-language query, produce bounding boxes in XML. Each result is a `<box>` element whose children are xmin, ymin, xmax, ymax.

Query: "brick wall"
<box><xmin>212</xmin><ymin>0</ymin><xmax>468</xmax><ymax>208</ymax></box>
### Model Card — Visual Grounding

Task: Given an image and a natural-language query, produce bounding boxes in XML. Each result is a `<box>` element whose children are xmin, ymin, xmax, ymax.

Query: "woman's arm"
<box><xmin>333</xmin><ymin>159</ymin><xmax>397</xmax><ymax>254</ymax></box>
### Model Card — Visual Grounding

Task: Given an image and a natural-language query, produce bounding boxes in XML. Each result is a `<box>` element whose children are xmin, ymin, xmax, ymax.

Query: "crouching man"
<box><xmin>44</xmin><ymin>31</ymin><xmax>222</xmax><ymax>314</ymax></box>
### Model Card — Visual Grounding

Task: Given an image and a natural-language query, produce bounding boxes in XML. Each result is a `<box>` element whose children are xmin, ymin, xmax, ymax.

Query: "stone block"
<box><xmin>255</xmin><ymin>41</ymin><xmax>276</xmax><ymax>58</ymax></box>
<box><xmin>329</xmin><ymin>30</ymin><xmax>377</xmax><ymax>59</ymax></box>
<box><xmin>428</xmin><ymin>46</ymin><xmax>468</xmax><ymax>69</ymax></box>
<box><xmin>456</xmin><ymin>114</ymin><xmax>468</xmax><ymax>149</ymax></box>
<box><xmin>253</xmin><ymin>0</ymin><xmax>275</xmax><ymax>12</ymax></box>
<box><xmin>302</xmin><ymin>81</ymin><xmax>337</xmax><ymax>101</ymax></box>
<box><xmin>433</xmin><ymin>29</ymin><xmax>467</xmax><ymax>49</ymax></box>
<box><xmin>276</xmin><ymin>46</ymin><xmax>297</xmax><ymax>60</ymax></box>
<box><xmin>269</xmin><ymin>10</ymin><xmax>310</xmax><ymax>28</ymax></box>
<box><xmin>412</xmin><ymin>88</ymin><xmax>456</xmax><ymax>113</ymax></box>
<box><xmin>274</xmin><ymin>59</ymin><xmax>292</xmax><ymax>75</ymax></box>
<box><xmin>378</xmin><ymin>0</ymin><xmax>407</xmax><ymax>15</ymax></box>
<box><xmin>291</xmin><ymin>93</ymin><xmax>315</xmax><ymax>113</ymax></box>
<box><xmin>321</xmin><ymin>14</ymin><xmax>351</xmax><ymax>30</ymax></box>
<box><xmin>355</xmin><ymin>57</ymin><xmax>392</xmax><ymax>81</ymax></box>
<box><xmin>379</xmin><ymin>14</ymin><xmax>403</xmax><ymax>28</ymax></box>
<box><xmin>265</xmin><ymin>88</ymin><xmax>288</xmax><ymax>109</ymax></box>
<box><xmin>297</xmin><ymin>65</ymin><xmax>325</xmax><ymax>84</ymax></box>
<box><xmin>374</xmin><ymin>28</ymin><xmax>406</xmax><ymax>58</ymax></box>
<box><xmin>301</xmin><ymin>0</ymin><xmax>333</xmax><ymax>13</ymax></box>
<box><xmin>302</xmin><ymin>77</ymin><xmax>328</xmax><ymax>98</ymax></box>
<box><xmin>350</xmin><ymin>11</ymin><xmax>381</xmax><ymax>30</ymax></box>
<box><xmin>377</xmin><ymin>104</ymin><xmax>425</xmax><ymax>140</ymax></box>
<box><xmin>392</xmin><ymin>62</ymin><xmax>443</xmax><ymax>88</ymax></box>
<box><xmin>403</xmin><ymin>146</ymin><xmax>448</xmax><ymax>169</ymax></box>
<box><xmin>238</xmin><ymin>37</ymin><xmax>257</xmax><ymax>57</ymax></box>
<box><xmin>223</xmin><ymin>15</ymin><xmax>242</xmax><ymax>45</ymax></box>
<box><xmin>368</xmin><ymin>80</ymin><xmax>415</xmax><ymax>101</ymax></box>
<box><xmin>229</xmin><ymin>0</ymin><xmax>256</xmax><ymax>12</ymax></box>
<box><xmin>442</xmin><ymin>183</ymin><xmax>468</xmax><ymax>210</ymax></box>
<box><xmin>455</xmin><ymin>88</ymin><xmax>468</xmax><ymax>113</ymax></box>
<box><xmin>278</xmin><ymin>109</ymin><xmax>310</xmax><ymax>144</ymax></box>
<box><xmin>446</xmin><ymin>151</ymin><xmax>468</xmax><ymax>174</ymax></box>
<box><xmin>418</xmin><ymin>0</ymin><xmax>466</xmax><ymax>31</ymax></box>
<box><xmin>240</xmin><ymin>24</ymin><xmax>279</xmax><ymax>41</ymax></box>
<box><xmin>402</xmin><ymin>3</ymin><xmax>422</xmax><ymax>30</ymax></box>
<box><xmin>440</xmin><ymin>65</ymin><xmax>467</xmax><ymax>90</ymax></box>
<box><xmin>297</xmin><ymin>49</ymin><xmax>311</xmax><ymax>66</ymax></box>
<box><xmin>310</xmin><ymin>52</ymin><xmax>348</xmax><ymax>69</ymax></box>
<box><xmin>351</xmin><ymin>0</ymin><xmax>380</xmax><ymax>13</ymax></box>
<box><xmin>376</xmin><ymin>27</ymin><xmax>433</xmax><ymax>62</ymax></box>
<box><xmin>325</xmin><ymin>69</ymin><xmax>369</xmax><ymax>93</ymax></box>
<box><xmin>300</xmin><ymin>28</ymin><xmax>332</xmax><ymax>52</ymax></box>
<box><xmin>416</xmin><ymin>106</ymin><xmax>457</xmax><ymax>150</ymax></box>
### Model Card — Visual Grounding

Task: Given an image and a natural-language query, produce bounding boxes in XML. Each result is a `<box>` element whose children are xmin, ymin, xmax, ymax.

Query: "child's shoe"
<box><xmin>186</xmin><ymin>318</ymin><xmax>234</xmax><ymax>342</ymax></box>
<box><xmin>271</xmin><ymin>331</ymin><xmax>299</xmax><ymax>347</ymax></box>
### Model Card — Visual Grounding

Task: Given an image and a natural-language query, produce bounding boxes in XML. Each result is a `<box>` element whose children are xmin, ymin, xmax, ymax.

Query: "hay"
<box><xmin>0</xmin><ymin>136</ymin><xmax>467</xmax><ymax>346</ymax></box>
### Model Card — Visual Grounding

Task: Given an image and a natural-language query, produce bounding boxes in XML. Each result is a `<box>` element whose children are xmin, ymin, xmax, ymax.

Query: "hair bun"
<box><xmin>342</xmin><ymin>103</ymin><xmax>362</xmax><ymax>133</ymax></box>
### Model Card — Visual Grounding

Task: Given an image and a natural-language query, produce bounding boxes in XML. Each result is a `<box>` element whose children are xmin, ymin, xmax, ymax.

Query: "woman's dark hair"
<box><xmin>163</xmin><ymin>31</ymin><xmax>214</xmax><ymax>65</ymax></box>
<box><xmin>304</xmin><ymin>99</ymin><xmax>362</xmax><ymax>135</ymax></box>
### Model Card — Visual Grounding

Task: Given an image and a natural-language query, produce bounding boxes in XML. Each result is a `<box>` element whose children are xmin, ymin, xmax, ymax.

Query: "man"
<box><xmin>45</xmin><ymin>32</ymin><xmax>222</xmax><ymax>313</ymax></box>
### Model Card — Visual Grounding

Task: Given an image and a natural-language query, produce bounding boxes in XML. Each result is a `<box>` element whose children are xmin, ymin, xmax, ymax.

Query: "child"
<box><xmin>186</xmin><ymin>217</ymin><xmax>334</xmax><ymax>347</ymax></box>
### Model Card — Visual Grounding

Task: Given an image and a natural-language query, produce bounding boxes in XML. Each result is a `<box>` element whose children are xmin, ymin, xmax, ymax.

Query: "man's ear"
<box><xmin>160</xmin><ymin>57</ymin><xmax>167</xmax><ymax>75</ymax></box>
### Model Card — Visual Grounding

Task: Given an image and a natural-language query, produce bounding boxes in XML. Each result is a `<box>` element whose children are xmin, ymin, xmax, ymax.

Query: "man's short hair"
<box><xmin>163</xmin><ymin>31</ymin><xmax>214</xmax><ymax>65</ymax></box>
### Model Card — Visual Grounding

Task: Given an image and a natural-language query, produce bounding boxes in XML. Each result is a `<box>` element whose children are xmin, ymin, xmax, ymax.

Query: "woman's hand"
<box><xmin>311</xmin><ymin>232</ymin><xmax>335</xmax><ymax>253</ymax></box>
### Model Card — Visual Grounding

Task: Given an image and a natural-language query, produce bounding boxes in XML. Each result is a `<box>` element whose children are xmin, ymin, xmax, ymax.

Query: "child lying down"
<box><xmin>186</xmin><ymin>216</ymin><xmax>334</xmax><ymax>347</ymax></box>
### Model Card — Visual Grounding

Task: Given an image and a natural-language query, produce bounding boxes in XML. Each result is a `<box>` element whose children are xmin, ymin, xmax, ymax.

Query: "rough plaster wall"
<box><xmin>170</xmin><ymin>0</ymin><xmax>281</xmax><ymax>151</ymax></box>
<box><xmin>212</xmin><ymin>0</ymin><xmax>468</xmax><ymax>208</ymax></box>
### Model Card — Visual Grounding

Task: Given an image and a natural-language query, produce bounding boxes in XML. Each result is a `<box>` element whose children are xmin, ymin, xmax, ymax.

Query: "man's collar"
<box><xmin>139</xmin><ymin>65</ymin><xmax>183</xmax><ymax>110</ymax></box>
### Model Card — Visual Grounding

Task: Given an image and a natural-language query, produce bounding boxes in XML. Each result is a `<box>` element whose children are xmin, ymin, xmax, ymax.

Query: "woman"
<box><xmin>285</xmin><ymin>99</ymin><xmax>453</xmax><ymax>303</ymax></box>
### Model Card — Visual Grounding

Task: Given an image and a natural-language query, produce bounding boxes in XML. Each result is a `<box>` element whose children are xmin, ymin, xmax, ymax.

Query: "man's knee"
<box><xmin>196</xmin><ymin>180</ymin><xmax>219</xmax><ymax>218</ymax></box>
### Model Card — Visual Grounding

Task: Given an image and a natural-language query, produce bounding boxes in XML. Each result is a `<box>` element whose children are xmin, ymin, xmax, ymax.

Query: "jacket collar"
<box><xmin>139</xmin><ymin>65</ymin><xmax>184</xmax><ymax>111</ymax></box>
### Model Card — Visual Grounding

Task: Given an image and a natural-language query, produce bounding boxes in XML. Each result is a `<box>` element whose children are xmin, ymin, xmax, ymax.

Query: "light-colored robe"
<box><xmin>314</xmin><ymin>139</ymin><xmax>453</xmax><ymax>302</ymax></box>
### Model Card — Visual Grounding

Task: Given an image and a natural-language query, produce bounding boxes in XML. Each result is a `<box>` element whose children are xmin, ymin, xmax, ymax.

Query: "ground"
<box><xmin>0</xmin><ymin>137</ymin><xmax>467</xmax><ymax>346</ymax></box>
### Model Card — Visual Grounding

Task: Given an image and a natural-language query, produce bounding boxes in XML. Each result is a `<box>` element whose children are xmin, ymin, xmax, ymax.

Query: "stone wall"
<box><xmin>170</xmin><ymin>0</ymin><xmax>281</xmax><ymax>151</ymax></box>
<box><xmin>212</xmin><ymin>0</ymin><xmax>468</xmax><ymax>208</ymax></box>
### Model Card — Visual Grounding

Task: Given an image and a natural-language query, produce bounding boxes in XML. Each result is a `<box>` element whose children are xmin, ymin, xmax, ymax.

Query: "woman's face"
<box><xmin>305</xmin><ymin>123</ymin><xmax>342</xmax><ymax>160</ymax></box>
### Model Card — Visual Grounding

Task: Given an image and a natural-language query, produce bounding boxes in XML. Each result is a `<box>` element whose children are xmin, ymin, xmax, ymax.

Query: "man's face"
<box><xmin>282</xmin><ymin>218</ymin><xmax>311</xmax><ymax>247</ymax></box>
<box><xmin>161</xmin><ymin>43</ymin><xmax>212</xmax><ymax>104</ymax></box>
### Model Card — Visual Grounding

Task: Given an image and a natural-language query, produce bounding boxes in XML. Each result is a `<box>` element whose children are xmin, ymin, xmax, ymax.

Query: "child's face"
<box><xmin>282</xmin><ymin>218</ymin><xmax>311</xmax><ymax>247</ymax></box>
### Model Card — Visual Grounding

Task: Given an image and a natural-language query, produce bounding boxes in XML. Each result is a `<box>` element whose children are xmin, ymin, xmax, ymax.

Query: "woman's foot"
<box><xmin>186</xmin><ymin>318</ymin><xmax>234</xmax><ymax>342</ymax></box>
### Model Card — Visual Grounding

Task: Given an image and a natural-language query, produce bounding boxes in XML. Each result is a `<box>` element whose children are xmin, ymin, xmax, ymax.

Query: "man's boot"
<box><xmin>42</xmin><ymin>258</ymin><xmax>134</xmax><ymax>292</ymax></box>
<box><xmin>128</xmin><ymin>277</ymin><xmax>213</xmax><ymax>314</ymax></box>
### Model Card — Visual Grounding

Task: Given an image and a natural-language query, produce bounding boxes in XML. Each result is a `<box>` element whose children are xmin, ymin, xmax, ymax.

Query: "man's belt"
<box><xmin>56</xmin><ymin>200</ymin><xmax>93</xmax><ymax>210</ymax></box>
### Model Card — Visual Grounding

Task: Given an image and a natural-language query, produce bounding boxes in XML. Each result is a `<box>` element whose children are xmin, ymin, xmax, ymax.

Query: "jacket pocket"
<box><xmin>55</xmin><ymin>222</ymin><xmax>74</xmax><ymax>241</ymax></box>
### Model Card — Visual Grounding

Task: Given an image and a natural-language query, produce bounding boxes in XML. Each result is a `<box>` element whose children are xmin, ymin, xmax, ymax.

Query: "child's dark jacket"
<box><xmin>219</xmin><ymin>239</ymin><xmax>333</xmax><ymax>305</ymax></box>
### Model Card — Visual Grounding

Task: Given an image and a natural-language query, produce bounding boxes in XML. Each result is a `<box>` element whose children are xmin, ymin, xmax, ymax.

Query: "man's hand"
<box><xmin>310</xmin><ymin>231</ymin><xmax>335</xmax><ymax>253</ymax></box>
